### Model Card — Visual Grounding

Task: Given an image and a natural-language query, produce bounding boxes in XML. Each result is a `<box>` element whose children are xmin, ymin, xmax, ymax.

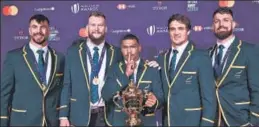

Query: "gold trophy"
<box><xmin>113</xmin><ymin>80</ymin><xmax>144</xmax><ymax>126</ymax></box>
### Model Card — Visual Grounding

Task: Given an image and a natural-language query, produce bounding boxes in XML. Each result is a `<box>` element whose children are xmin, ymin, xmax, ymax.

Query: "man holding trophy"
<box><xmin>102</xmin><ymin>34</ymin><xmax>164</xmax><ymax>126</ymax></box>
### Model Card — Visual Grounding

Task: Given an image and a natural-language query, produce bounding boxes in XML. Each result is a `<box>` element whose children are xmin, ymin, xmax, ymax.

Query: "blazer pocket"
<box><xmin>182</xmin><ymin>73</ymin><xmax>196</xmax><ymax>85</ymax></box>
<box><xmin>12</xmin><ymin>108</ymin><xmax>27</xmax><ymax>113</ymax></box>
<box><xmin>56</xmin><ymin>105</ymin><xmax>67</xmax><ymax>110</ymax></box>
<box><xmin>182</xmin><ymin>71</ymin><xmax>197</xmax><ymax>75</ymax></box>
<box><xmin>231</xmin><ymin>65</ymin><xmax>246</xmax><ymax>69</ymax></box>
<box><xmin>145</xmin><ymin>113</ymin><xmax>155</xmax><ymax>116</ymax></box>
<box><xmin>70</xmin><ymin>98</ymin><xmax>77</xmax><ymax>102</ymax></box>
<box><xmin>184</xmin><ymin>107</ymin><xmax>202</xmax><ymax>111</ymax></box>
<box><xmin>114</xmin><ymin>109</ymin><xmax>121</xmax><ymax>112</ymax></box>
<box><xmin>55</xmin><ymin>73</ymin><xmax>64</xmax><ymax>77</ymax></box>
<box><xmin>139</xmin><ymin>80</ymin><xmax>152</xmax><ymax>84</ymax></box>
<box><xmin>234</xmin><ymin>101</ymin><xmax>250</xmax><ymax>105</ymax></box>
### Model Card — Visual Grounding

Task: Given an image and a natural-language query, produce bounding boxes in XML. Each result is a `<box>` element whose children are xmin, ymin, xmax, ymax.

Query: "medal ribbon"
<box><xmin>85</xmin><ymin>45</ymin><xmax>106</xmax><ymax>80</ymax></box>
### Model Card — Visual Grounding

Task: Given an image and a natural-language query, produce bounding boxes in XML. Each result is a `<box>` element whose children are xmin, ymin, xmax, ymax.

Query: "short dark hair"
<box><xmin>213</xmin><ymin>7</ymin><xmax>233</xmax><ymax>18</ymax></box>
<box><xmin>168</xmin><ymin>13</ymin><xmax>191</xmax><ymax>30</ymax></box>
<box><xmin>29</xmin><ymin>14</ymin><xmax>50</xmax><ymax>25</ymax></box>
<box><xmin>120</xmin><ymin>33</ymin><xmax>139</xmax><ymax>44</ymax></box>
<box><xmin>88</xmin><ymin>11</ymin><xmax>106</xmax><ymax>20</ymax></box>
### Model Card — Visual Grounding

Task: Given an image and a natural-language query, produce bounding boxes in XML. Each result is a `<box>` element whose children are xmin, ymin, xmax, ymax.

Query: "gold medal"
<box><xmin>93</xmin><ymin>77</ymin><xmax>99</xmax><ymax>85</ymax></box>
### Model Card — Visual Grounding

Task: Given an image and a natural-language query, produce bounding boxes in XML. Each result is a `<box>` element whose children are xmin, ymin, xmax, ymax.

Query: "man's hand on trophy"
<box><xmin>144</xmin><ymin>92</ymin><xmax>157</xmax><ymax>107</ymax></box>
<box><xmin>60</xmin><ymin>119</ymin><xmax>70</xmax><ymax>127</ymax></box>
<box><xmin>126</xmin><ymin>54</ymin><xmax>136</xmax><ymax>77</ymax></box>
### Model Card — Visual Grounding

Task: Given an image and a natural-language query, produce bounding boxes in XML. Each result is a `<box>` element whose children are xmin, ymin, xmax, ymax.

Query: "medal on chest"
<box><xmin>93</xmin><ymin>76</ymin><xmax>100</xmax><ymax>85</ymax></box>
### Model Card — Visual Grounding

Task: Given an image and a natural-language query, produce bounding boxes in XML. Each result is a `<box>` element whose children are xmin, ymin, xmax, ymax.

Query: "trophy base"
<box><xmin>125</xmin><ymin>113</ymin><xmax>141</xmax><ymax>127</ymax></box>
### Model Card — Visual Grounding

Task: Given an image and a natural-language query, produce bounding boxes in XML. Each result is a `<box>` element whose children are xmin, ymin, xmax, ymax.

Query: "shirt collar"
<box><xmin>216</xmin><ymin>36</ymin><xmax>235</xmax><ymax>49</ymax></box>
<box><xmin>135</xmin><ymin>58</ymin><xmax>140</xmax><ymax>67</ymax></box>
<box><xmin>29</xmin><ymin>42</ymin><xmax>48</xmax><ymax>54</ymax></box>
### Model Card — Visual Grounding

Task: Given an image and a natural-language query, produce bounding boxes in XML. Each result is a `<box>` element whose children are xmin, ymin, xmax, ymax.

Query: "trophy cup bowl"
<box><xmin>122</xmin><ymin>81</ymin><xmax>143</xmax><ymax>126</ymax></box>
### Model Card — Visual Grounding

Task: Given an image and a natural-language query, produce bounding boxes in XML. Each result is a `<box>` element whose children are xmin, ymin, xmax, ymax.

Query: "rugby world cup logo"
<box><xmin>147</xmin><ymin>25</ymin><xmax>156</xmax><ymax>36</ymax></box>
<box><xmin>71</xmin><ymin>3</ymin><xmax>80</xmax><ymax>14</ymax></box>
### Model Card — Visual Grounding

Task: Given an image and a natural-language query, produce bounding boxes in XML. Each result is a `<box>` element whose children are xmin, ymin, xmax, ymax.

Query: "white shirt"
<box><xmin>29</xmin><ymin>43</ymin><xmax>52</xmax><ymax>84</ymax></box>
<box><xmin>169</xmin><ymin>41</ymin><xmax>189</xmax><ymax>69</ymax></box>
<box><xmin>125</xmin><ymin>59</ymin><xmax>140</xmax><ymax>84</ymax></box>
<box><xmin>86</xmin><ymin>39</ymin><xmax>106</xmax><ymax>109</ymax></box>
<box><xmin>212</xmin><ymin>36</ymin><xmax>235</xmax><ymax>72</ymax></box>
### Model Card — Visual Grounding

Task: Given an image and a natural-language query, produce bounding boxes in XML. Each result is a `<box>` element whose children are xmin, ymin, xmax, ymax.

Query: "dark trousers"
<box><xmin>89</xmin><ymin>107</ymin><xmax>108</xmax><ymax>127</ymax></box>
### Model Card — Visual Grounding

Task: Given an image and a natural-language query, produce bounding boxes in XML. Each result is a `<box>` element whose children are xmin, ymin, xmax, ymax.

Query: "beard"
<box><xmin>31</xmin><ymin>33</ymin><xmax>47</xmax><ymax>45</ymax></box>
<box><xmin>88</xmin><ymin>32</ymin><xmax>105</xmax><ymax>45</ymax></box>
<box><xmin>214</xmin><ymin>26</ymin><xmax>233</xmax><ymax>40</ymax></box>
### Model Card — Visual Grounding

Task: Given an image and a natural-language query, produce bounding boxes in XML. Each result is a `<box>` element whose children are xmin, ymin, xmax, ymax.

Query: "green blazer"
<box><xmin>102</xmin><ymin>59</ymin><xmax>164</xmax><ymax>126</ymax></box>
<box><xmin>0</xmin><ymin>44</ymin><xmax>65</xmax><ymax>126</ymax></box>
<box><xmin>59</xmin><ymin>38</ymin><xmax>123</xmax><ymax>126</ymax></box>
<box><xmin>209</xmin><ymin>38</ymin><xmax>259</xmax><ymax>126</ymax></box>
<box><xmin>157</xmin><ymin>42</ymin><xmax>217</xmax><ymax>126</ymax></box>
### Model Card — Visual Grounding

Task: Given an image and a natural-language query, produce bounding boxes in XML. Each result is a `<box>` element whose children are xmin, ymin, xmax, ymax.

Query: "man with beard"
<box><xmin>0</xmin><ymin>14</ymin><xmax>65</xmax><ymax>126</ymax></box>
<box><xmin>209</xmin><ymin>7</ymin><xmax>259</xmax><ymax>126</ymax></box>
<box><xmin>157</xmin><ymin>13</ymin><xmax>217</xmax><ymax>126</ymax></box>
<box><xmin>59</xmin><ymin>11</ymin><xmax>159</xmax><ymax>126</ymax></box>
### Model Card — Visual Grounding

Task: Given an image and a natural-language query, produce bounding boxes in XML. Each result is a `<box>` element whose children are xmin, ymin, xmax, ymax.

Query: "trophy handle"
<box><xmin>113</xmin><ymin>91</ymin><xmax>123</xmax><ymax>108</ymax></box>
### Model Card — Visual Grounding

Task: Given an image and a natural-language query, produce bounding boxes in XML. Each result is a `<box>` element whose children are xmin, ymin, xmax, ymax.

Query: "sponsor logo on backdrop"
<box><xmin>48</xmin><ymin>26</ymin><xmax>60</xmax><ymax>41</ymax></box>
<box><xmin>111</xmin><ymin>28</ymin><xmax>131</xmax><ymax>34</ymax></box>
<box><xmin>13</xmin><ymin>27</ymin><xmax>61</xmax><ymax>41</ymax></box>
<box><xmin>147</xmin><ymin>25</ymin><xmax>168</xmax><ymax>36</ymax></box>
<box><xmin>34</xmin><ymin>7</ymin><xmax>55</xmax><ymax>12</ymax></box>
<box><xmin>79</xmin><ymin>27</ymin><xmax>88</xmax><ymax>37</ymax></box>
<box><xmin>78</xmin><ymin>27</ymin><xmax>131</xmax><ymax>36</ymax></box>
<box><xmin>252</xmin><ymin>0</ymin><xmax>259</xmax><ymax>4</ymax></box>
<box><xmin>193</xmin><ymin>26</ymin><xmax>210</xmax><ymax>32</ymax></box>
<box><xmin>71</xmin><ymin>3</ymin><xmax>99</xmax><ymax>14</ymax></box>
<box><xmin>152</xmin><ymin>1</ymin><xmax>167</xmax><ymax>11</ymax></box>
<box><xmin>2</xmin><ymin>5</ymin><xmax>18</xmax><ymax>16</ymax></box>
<box><xmin>219</xmin><ymin>0</ymin><xmax>235</xmax><ymax>7</ymax></box>
<box><xmin>234</xmin><ymin>27</ymin><xmax>245</xmax><ymax>32</ymax></box>
<box><xmin>193</xmin><ymin>25</ymin><xmax>244</xmax><ymax>32</ymax></box>
<box><xmin>187</xmin><ymin>1</ymin><xmax>199</xmax><ymax>12</ymax></box>
<box><xmin>117</xmin><ymin>3</ymin><xmax>136</xmax><ymax>10</ymax></box>
<box><xmin>71</xmin><ymin>3</ymin><xmax>80</xmax><ymax>14</ymax></box>
<box><xmin>14</xmin><ymin>29</ymin><xmax>29</xmax><ymax>41</ymax></box>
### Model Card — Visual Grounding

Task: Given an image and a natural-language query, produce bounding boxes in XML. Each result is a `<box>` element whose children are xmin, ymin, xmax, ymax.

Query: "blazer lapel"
<box><xmin>105</xmin><ymin>42</ymin><xmax>115</xmax><ymax>75</ymax></box>
<box><xmin>209</xmin><ymin>45</ymin><xmax>217</xmax><ymax>58</ymax></box>
<box><xmin>173</xmin><ymin>44</ymin><xmax>189</xmax><ymax>76</ymax></box>
<box><xmin>119</xmin><ymin>61</ymin><xmax>125</xmax><ymax>74</ymax></box>
<box><xmin>22</xmin><ymin>44</ymin><xmax>46</xmax><ymax>91</ymax></box>
<box><xmin>44</xmin><ymin>47</ymin><xmax>58</xmax><ymax>94</ymax></box>
<box><xmin>170</xmin><ymin>42</ymin><xmax>194</xmax><ymax>87</ymax></box>
<box><xmin>78</xmin><ymin>40</ymin><xmax>90</xmax><ymax>90</ymax></box>
<box><xmin>136</xmin><ymin>59</ymin><xmax>144</xmax><ymax>84</ymax></box>
<box><xmin>136</xmin><ymin>59</ymin><xmax>148</xmax><ymax>88</ymax></box>
<box><xmin>163</xmin><ymin>49</ymin><xmax>171</xmax><ymax>87</ymax></box>
<box><xmin>217</xmin><ymin>38</ymin><xmax>242</xmax><ymax>87</ymax></box>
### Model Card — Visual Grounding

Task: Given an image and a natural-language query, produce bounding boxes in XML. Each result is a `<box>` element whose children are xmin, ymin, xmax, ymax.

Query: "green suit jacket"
<box><xmin>157</xmin><ymin>42</ymin><xmax>217</xmax><ymax>126</ymax></box>
<box><xmin>102</xmin><ymin>59</ymin><xmax>164</xmax><ymax>126</ymax></box>
<box><xmin>59</xmin><ymin>38</ymin><xmax>123</xmax><ymax>126</ymax></box>
<box><xmin>0</xmin><ymin>44</ymin><xmax>65</xmax><ymax>126</ymax></box>
<box><xmin>209</xmin><ymin>38</ymin><xmax>259</xmax><ymax>126</ymax></box>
